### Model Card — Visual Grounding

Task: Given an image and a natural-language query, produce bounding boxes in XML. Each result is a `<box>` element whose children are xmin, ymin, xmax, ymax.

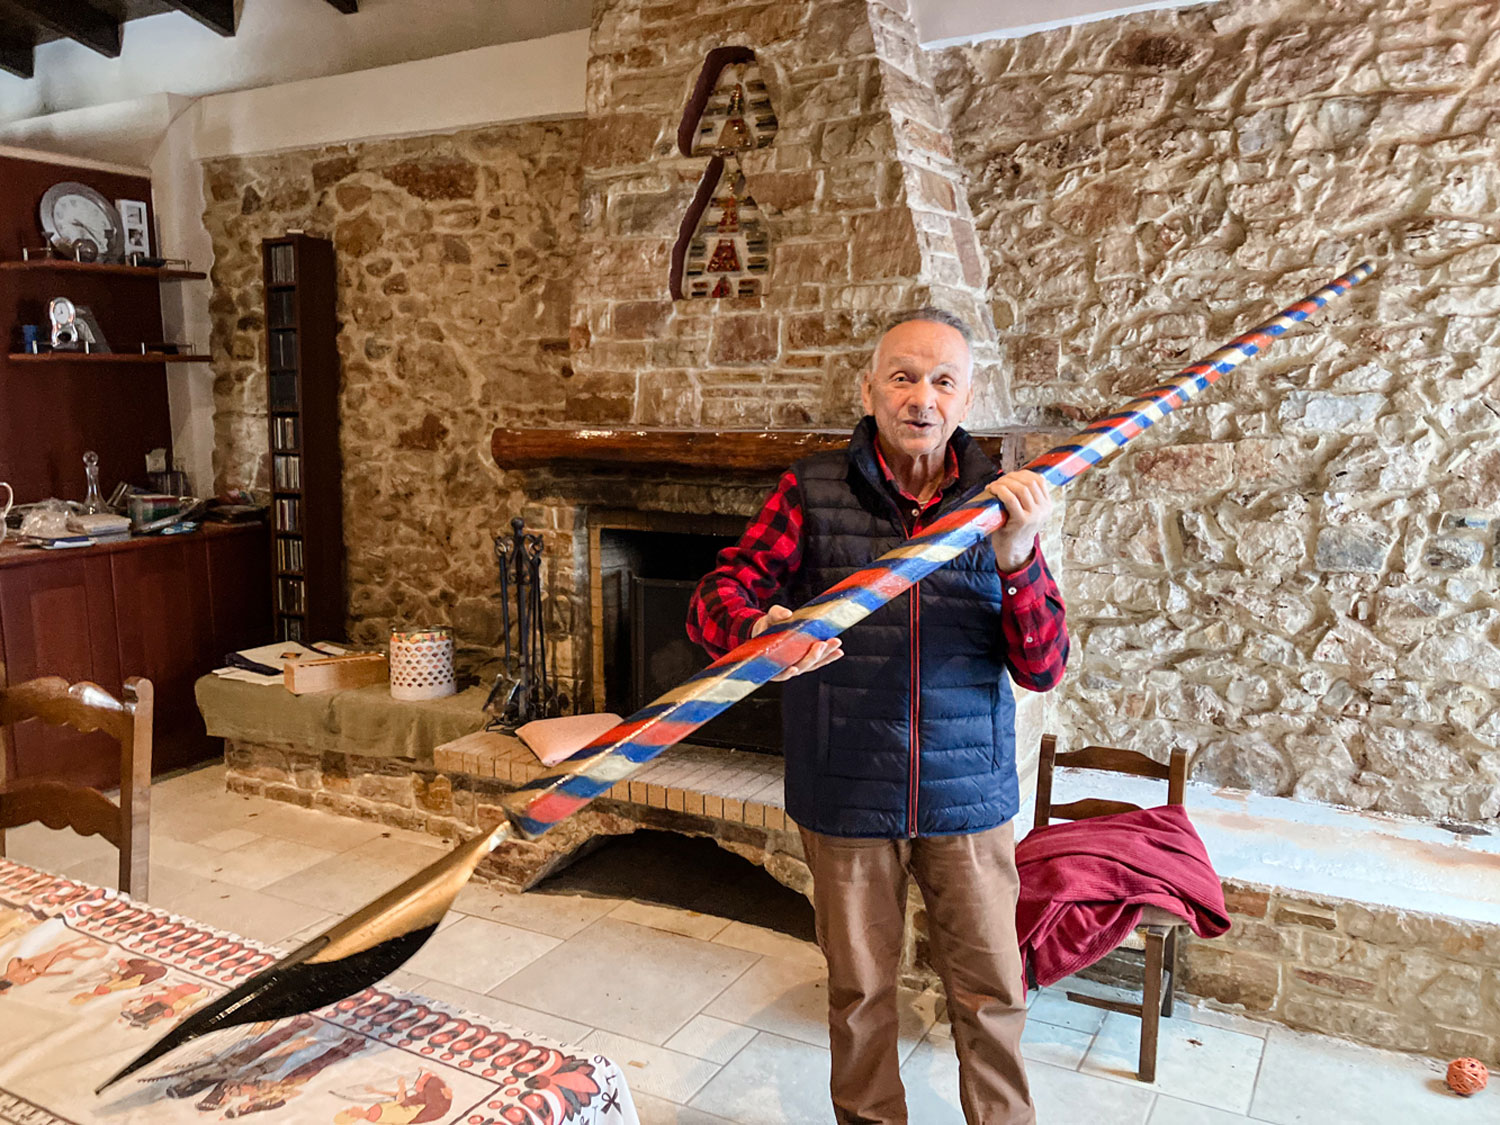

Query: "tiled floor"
<box><xmin>4</xmin><ymin>764</ymin><xmax>1487</xmax><ymax>1124</ymax></box>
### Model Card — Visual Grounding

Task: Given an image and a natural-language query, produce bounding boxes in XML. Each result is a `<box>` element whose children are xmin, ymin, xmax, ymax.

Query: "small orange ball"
<box><xmin>1447</xmin><ymin>1057</ymin><xmax>1488</xmax><ymax>1096</ymax></box>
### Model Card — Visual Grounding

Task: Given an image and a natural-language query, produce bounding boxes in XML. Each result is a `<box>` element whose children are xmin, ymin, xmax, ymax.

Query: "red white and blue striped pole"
<box><xmin>501</xmin><ymin>261</ymin><xmax>1376</xmax><ymax>837</ymax></box>
<box><xmin>101</xmin><ymin>263</ymin><xmax>1373</xmax><ymax>1092</ymax></box>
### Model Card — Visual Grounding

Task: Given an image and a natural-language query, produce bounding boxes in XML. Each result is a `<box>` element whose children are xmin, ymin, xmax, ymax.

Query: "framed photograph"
<box><xmin>116</xmin><ymin>198</ymin><xmax>149</xmax><ymax>257</ymax></box>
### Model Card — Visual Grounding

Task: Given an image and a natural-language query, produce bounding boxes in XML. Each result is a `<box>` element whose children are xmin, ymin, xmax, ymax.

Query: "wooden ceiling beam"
<box><xmin>6</xmin><ymin>0</ymin><xmax>120</xmax><ymax>58</ymax></box>
<box><xmin>323</xmin><ymin>0</ymin><xmax>358</xmax><ymax>12</ymax></box>
<box><xmin>0</xmin><ymin>34</ymin><xmax>32</xmax><ymax>79</ymax></box>
<box><xmin>161</xmin><ymin>0</ymin><xmax>236</xmax><ymax>37</ymax></box>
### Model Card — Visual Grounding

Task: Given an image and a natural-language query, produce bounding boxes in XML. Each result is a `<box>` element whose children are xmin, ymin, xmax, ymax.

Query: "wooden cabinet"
<box><xmin>0</xmin><ymin>553</ymin><xmax>121</xmax><ymax>786</ymax></box>
<box><xmin>0</xmin><ymin>524</ymin><xmax>270</xmax><ymax>787</ymax></box>
<box><xmin>110</xmin><ymin>537</ymin><xmax>217</xmax><ymax>776</ymax></box>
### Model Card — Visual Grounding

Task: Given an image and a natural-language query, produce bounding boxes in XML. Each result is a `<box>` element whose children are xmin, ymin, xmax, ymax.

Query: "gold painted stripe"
<box><xmin>683</xmin><ymin>674</ymin><xmax>757</xmax><ymax>705</ymax></box>
<box><xmin>571</xmin><ymin>754</ymin><xmax>643</xmax><ymax>784</ymax></box>
<box><xmin>654</xmin><ymin>672</ymin><xmax>741</xmax><ymax>706</ymax></box>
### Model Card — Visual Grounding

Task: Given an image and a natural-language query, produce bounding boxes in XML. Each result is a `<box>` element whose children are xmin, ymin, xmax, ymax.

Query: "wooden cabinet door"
<box><xmin>111</xmin><ymin>540</ymin><xmax>215</xmax><ymax>773</ymax></box>
<box><xmin>207</xmin><ymin>525</ymin><xmax>272</xmax><ymax>656</ymax></box>
<box><xmin>0</xmin><ymin>555</ymin><xmax>122</xmax><ymax>787</ymax></box>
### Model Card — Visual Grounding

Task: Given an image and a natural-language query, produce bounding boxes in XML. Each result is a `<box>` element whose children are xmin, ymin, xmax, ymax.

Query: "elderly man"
<box><xmin>687</xmin><ymin>308</ymin><xmax>1068</xmax><ymax>1124</ymax></box>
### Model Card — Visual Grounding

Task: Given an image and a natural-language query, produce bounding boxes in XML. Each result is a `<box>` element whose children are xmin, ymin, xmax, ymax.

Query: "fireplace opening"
<box><xmin>592</xmin><ymin>513</ymin><xmax>783</xmax><ymax>755</ymax></box>
<box><xmin>541</xmin><ymin>830</ymin><xmax>814</xmax><ymax>942</ymax></box>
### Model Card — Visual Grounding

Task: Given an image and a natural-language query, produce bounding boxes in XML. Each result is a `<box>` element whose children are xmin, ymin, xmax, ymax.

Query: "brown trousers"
<box><xmin>799</xmin><ymin>822</ymin><xmax>1034</xmax><ymax>1125</ymax></box>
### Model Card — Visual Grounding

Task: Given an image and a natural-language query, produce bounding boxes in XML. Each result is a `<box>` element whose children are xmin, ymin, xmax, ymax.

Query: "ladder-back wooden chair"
<box><xmin>1034</xmin><ymin>732</ymin><xmax>1189</xmax><ymax>1083</ymax></box>
<box><xmin>0</xmin><ymin>666</ymin><xmax>154</xmax><ymax>898</ymax></box>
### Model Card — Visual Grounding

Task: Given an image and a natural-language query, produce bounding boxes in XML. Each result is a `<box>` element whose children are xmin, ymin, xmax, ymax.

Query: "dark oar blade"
<box><xmin>94</xmin><ymin>925</ymin><xmax>435</xmax><ymax>1093</ymax></box>
<box><xmin>96</xmin><ymin>822</ymin><xmax>509</xmax><ymax>1094</ymax></box>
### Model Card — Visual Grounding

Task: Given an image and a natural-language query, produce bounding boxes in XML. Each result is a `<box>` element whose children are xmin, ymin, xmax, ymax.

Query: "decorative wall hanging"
<box><xmin>672</xmin><ymin>156</ymin><xmax>770</xmax><ymax>300</ymax></box>
<box><xmin>678</xmin><ymin>47</ymin><xmax>779</xmax><ymax>157</ymax></box>
<box><xmin>670</xmin><ymin>47</ymin><xmax>780</xmax><ymax>301</ymax></box>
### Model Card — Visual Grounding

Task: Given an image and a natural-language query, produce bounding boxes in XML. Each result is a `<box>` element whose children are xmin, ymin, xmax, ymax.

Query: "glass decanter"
<box><xmin>82</xmin><ymin>450</ymin><xmax>105</xmax><ymax>514</ymax></box>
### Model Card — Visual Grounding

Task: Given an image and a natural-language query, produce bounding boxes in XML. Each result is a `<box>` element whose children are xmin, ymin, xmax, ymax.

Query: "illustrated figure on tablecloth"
<box><xmin>215</xmin><ymin>1034</ymin><xmax>371</xmax><ymax>1119</ymax></box>
<box><xmin>150</xmin><ymin>1014</ymin><xmax>370</xmax><ymax>1118</ymax></box>
<box><xmin>69</xmin><ymin>955</ymin><xmax>168</xmax><ymax>1004</ymax></box>
<box><xmin>332</xmin><ymin>1069</ymin><xmax>454</xmax><ymax>1125</ymax></box>
<box><xmin>120</xmin><ymin>978</ymin><xmax>208</xmax><ymax>1029</ymax></box>
<box><xmin>155</xmin><ymin>1016</ymin><xmax>320</xmax><ymax>1103</ymax></box>
<box><xmin>0</xmin><ymin>935</ymin><xmax>106</xmax><ymax>993</ymax></box>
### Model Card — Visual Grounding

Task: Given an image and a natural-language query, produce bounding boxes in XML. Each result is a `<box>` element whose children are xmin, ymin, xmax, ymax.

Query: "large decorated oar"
<box><xmin>97</xmin><ymin>262</ymin><xmax>1374</xmax><ymax>1094</ymax></box>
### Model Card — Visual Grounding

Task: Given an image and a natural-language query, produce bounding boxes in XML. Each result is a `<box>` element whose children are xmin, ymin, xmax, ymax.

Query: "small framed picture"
<box><xmin>117</xmin><ymin>199</ymin><xmax>149</xmax><ymax>257</ymax></box>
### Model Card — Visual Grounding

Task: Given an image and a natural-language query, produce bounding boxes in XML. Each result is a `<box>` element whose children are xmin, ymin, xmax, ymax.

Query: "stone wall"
<box><xmin>200</xmin><ymin>0</ymin><xmax>1050</xmax><ymax>715</ymax></box>
<box><xmin>936</xmin><ymin>0</ymin><xmax>1500</xmax><ymax>823</ymax></box>
<box><xmin>196</xmin><ymin>0</ymin><xmax>1500</xmax><ymax>827</ymax></box>
<box><xmin>1186</xmin><ymin>881</ymin><xmax>1500</xmax><ymax>1065</ymax></box>
<box><xmin>201</xmin><ymin>121</ymin><xmax>583</xmax><ymax>654</ymax></box>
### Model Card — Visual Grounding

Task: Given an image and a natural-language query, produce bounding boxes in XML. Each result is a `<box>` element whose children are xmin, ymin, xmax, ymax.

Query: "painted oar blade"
<box><xmin>93</xmin><ymin>926</ymin><xmax>435</xmax><ymax>1094</ymax></box>
<box><xmin>97</xmin><ymin>822</ymin><xmax>510</xmax><ymax>1093</ymax></box>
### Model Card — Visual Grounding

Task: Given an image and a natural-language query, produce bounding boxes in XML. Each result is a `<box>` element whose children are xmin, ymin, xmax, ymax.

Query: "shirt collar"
<box><xmin>873</xmin><ymin>439</ymin><xmax>961</xmax><ymax>507</ymax></box>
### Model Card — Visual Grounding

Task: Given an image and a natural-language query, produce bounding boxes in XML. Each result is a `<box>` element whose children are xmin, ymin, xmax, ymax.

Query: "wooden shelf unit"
<box><xmin>0</xmin><ymin>260</ymin><xmax>207</xmax><ymax>281</ymax></box>
<box><xmin>8</xmin><ymin>352</ymin><xmax>211</xmax><ymax>364</ymax></box>
<box><xmin>263</xmin><ymin>233</ymin><xmax>344</xmax><ymax>643</ymax></box>
<box><xmin>0</xmin><ymin>152</ymin><xmax>273</xmax><ymax>787</ymax></box>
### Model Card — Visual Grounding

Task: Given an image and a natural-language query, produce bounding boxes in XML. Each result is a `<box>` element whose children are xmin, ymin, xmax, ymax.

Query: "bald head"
<box><xmin>861</xmin><ymin>316</ymin><xmax>975</xmax><ymax>464</ymax></box>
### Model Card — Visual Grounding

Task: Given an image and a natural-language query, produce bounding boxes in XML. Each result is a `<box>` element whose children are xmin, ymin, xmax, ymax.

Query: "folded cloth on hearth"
<box><xmin>1016</xmin><ymin>803</ymin><xmax>1230</xmax><ymax>987</ymax></box>
<box><xmin>517</xmin><ymin>712</ymin><xmax>624</xmax><ymax>766</ymax></box>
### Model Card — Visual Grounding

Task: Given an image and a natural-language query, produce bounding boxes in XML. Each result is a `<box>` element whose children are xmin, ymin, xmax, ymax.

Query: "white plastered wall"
<box><xmin>910</xmin><ymin>0</ymin><xmax>1205</xmax><ymax>46</ymax></box>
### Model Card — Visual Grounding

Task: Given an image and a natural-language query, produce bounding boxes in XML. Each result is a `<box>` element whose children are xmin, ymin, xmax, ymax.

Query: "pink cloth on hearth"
<box><xmin>1015</xmin><ymin>803</ymin><xmax>1231</xmax><ymax>987</ymax></box>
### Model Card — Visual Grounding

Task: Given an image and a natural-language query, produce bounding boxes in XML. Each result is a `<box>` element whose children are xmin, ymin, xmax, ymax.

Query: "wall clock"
<box><xmin>39</xmin><ymin>182</ymin><xmax>124</xmax><ymax>262</ymax></box>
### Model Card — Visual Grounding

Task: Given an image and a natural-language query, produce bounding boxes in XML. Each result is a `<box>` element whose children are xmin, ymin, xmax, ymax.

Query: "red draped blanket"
<box><xmin>1016</xmin><ymin>804</ymin><xmax>1230</xmax><ymax>987</ymax></box>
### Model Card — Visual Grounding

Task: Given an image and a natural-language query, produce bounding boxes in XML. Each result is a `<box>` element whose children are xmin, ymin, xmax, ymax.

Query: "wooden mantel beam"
<box><xmin>491</xmin><ymin>427</ymin><xmax>1047</xmax><ymax>475</ymax></box>
<box><xmin>0</xmin><ymin>30</ymin><xmax>32</xmax><ymax>79</ymax></box>
<box><xmin>6</xmin><ymin>0</ymin><xmax>119</xmax><ymax>57</ymax></box>
<box><xmin>162</xmin><ymin>0</ymin><xmax>236</xmax><ymax>37</ymax></box>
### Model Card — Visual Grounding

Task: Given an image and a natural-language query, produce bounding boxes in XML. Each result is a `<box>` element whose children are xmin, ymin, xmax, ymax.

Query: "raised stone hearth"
<box><xmin>223</xmin><ymin>726</ymin><xmax>1500</xmax><ymax>1059</ymax></box>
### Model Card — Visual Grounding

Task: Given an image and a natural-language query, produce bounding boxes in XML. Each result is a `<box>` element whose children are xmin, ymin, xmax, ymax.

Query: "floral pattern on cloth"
<box><xmin>0</xmin><ymin>859</ymin><xmax>638</xmax><ymax>1125</ymax></box>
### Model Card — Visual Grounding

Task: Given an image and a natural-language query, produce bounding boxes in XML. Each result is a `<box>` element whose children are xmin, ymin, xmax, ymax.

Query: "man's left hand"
<box><xmin>984</xmin><ymin>469</ymin><xmax>1052</xmax><ymax>572</ymax></box>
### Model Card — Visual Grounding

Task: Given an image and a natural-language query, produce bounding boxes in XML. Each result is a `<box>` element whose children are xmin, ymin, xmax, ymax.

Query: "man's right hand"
<box><xmin>750</xmin><ymin>605</ymin><xmax>844</xmax><ymax>682</ymax></box>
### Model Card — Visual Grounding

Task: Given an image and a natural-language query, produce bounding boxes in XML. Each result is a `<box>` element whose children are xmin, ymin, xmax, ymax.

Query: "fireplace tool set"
<box><xmin>98</xmin><ymin>263</ymin><xmax>1377</xmax><ymax>1094</ymax></box>
<box><xmin>485</xmin><ymin>517</ymin><xmax>567</xmax><ymax>730</ymax></box>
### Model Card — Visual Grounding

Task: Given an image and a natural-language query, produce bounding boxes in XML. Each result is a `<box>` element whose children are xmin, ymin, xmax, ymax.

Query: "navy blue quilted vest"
<box><xmin>780</xmin><ymin>418</ymin><xmax>1018</xmax><ymax>838</ymax></box>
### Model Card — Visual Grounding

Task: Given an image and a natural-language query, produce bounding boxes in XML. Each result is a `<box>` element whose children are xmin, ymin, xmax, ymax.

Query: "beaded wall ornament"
<box><xmin>677</xmin><ymin>159</ymin><xmax>769</xmax><ymax>299</ymax></box>
<box><xmin>670</xmin><ymin>47</ymin><xmax>779</xmax><ymax>300</ymax></box>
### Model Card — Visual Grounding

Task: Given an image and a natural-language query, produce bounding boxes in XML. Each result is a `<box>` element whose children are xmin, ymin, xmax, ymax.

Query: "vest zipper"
<box><xmin>908</xmin><ymin>583</ymin><xmax>921</xmax><ymax>837</ymax></box>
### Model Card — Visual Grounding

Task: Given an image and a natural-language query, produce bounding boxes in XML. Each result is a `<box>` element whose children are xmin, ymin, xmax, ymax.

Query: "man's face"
<box><xmin>860</xmin><ymin>319</ymin><xmax>974</xmax><ymax>462</ymax></box>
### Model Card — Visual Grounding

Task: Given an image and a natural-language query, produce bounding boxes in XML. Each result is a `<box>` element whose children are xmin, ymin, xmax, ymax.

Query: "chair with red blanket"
<box><xmin>1032</xmin><ymin>735</ymin><xmax>1206</xmax><ymax>1086</ymax></box>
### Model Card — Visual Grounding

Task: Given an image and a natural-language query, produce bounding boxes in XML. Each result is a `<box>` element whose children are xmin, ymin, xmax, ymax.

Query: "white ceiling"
<box><xmin>0</xmin><ymin>0</ymin><xmax>1205</xmax><ymax>128</ymax></box>
<box><xmin>0</xmin><ymin>0</ymin><xmax>592</xmax><ymax>124</ymax></box>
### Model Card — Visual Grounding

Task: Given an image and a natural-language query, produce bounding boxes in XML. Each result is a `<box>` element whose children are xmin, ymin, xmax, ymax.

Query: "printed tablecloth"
<box><xmin>0</xmin><ymin>858</ymin><xmax>638</xmax><ymax>1125</ymax></box>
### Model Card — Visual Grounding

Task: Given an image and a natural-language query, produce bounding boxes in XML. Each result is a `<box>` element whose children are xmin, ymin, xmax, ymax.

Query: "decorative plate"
<box><xmin>39</xmin><ymin>181</ymin><xmax>124</xmax><ymax>262</ymax></box>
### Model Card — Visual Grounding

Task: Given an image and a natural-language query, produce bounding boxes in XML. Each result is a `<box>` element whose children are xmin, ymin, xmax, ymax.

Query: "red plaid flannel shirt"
<box><xmin>687</xmin><ymin>447</ymin><xmax>1070</xmax><ymax>691</ymax></box>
